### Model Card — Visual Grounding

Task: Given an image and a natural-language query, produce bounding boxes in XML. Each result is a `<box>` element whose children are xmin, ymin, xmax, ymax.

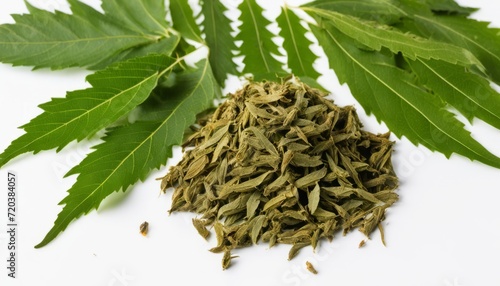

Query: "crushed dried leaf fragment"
<box><xmin>222</xmin><ymin>251</ymin><xmax>239</xmax><ymax>270</ymax></box>
<box><xmin>306</xmin><ymin>261</ymin><xmax>318</xmax><ymax>274</ymax></box>
<box><xmin>359</xmin><ymin>240</ymin><xmax>366</xmax><ymax>248</ymax></box>
<box><xmin>139</xmin><ymin>221</ymin><xmax>149</xmax><ymax>236</ymax></box>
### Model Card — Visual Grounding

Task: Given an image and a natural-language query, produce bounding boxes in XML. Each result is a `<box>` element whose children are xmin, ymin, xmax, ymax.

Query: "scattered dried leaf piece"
<box><xmin>306</xmin><ymin>261</ymin><xmax>318</xmax><ymax>274</ymax></box>
<box><xmin>359</xmin><ymin>239</ymin><xmax>366</xmax><ymax>248</ymax></box>
<box><xmin>139</xmin><ymin>221</ymin><xmax>149</xmax><ymax>236</ymax></box>
<box><xmin>192</xmin><ymin>218</ymin><xmax>210</xmax><ymax>240</ymax></box>
<box><xmin>222</xmin><ymin>251</ymin><xmax>238</xmax><ymax>270</ymax></box>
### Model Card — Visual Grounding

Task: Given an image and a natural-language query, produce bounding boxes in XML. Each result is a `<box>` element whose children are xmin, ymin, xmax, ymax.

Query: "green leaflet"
<box><xmin>170</xmin><ymin>0</ymin><xmax>202</xmax><ymax>42</ymax></box>
<box><xmin>0</xmin><ymin>0</ymin><xmax>178</xmax><ymax>69</ymax></box>
<box><xmin>277</xmin><ymin>6</ymin><xmax>320</xmax><ymax>79</ymax></box>
<box><xmin>303</xmin><ymin>0</ymin><xmax>406</xmax><ymax>25</ymax></box>
<box><xmin>89</xmin><ymin>0</ymin><xmax>180</xmax><ymax>69</ymax></box>
<box><xmin>305</xmin><ymin>7</ymin><xmax>483</xmax><ymax>69</ymax></box>
<box><xmin>401</xmin><ymin>12</ymin><xmax>500</xmax><ymax>85</ymax></box>
<box><xmin>237</xmin><ymin>0</ymin><xmax>285</xmax><ymax>81</ymax></box>
<box><xmin>408</xmin><ymin>58</ymin><xmax>500</xmax><ymax>129</ymax></box>
<box><xmin>35</xmin><ymin>59</ymin><xmax>218</xmax><ymax>248</ymax></box>
<box><xmin>201</xmin><ymin>0</ymin><xmax>237</xmax><ymax>86</ymax></box>
<box><xmin>100</xmin><ymin>0</ymin><xmax>169</xmax><ymax>35</ymax></box>
<box><xmin>310</xmin><ymin>22</ymin><xmax>500</xmax><ymax>168</ymax></box>
<box><xmin>0</xmin><ymin>55</ymin><xmax>178</xmax><ymax>168</ymax></box>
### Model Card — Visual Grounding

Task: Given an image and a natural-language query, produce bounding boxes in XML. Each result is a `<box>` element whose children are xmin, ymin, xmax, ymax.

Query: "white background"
<box><xmin>1</xmin><ymin>0</ymin><xmax>500</xmax><ymax>285</ymax></box>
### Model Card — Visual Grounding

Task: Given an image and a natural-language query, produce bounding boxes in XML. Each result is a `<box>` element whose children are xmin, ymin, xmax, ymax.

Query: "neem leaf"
<box><xmin>170</xmin><ymin>0</ymin><xmax>202</xmax><ymax>42</ymax></box>
<box><xmin>408</xmin><ymin>58</ymin><xmax>500</xmax><ymax>129</ymax></box>
<box><xmin>35</xmin><ymin>59</ymin><xmax>218</xmax><ymax>248</ymax></box>
<box><xmin>277</xmin><ymin>6</ymin><xmax>320</xmax><ymax>79</ymax></box>
<box><xmin>0</xmin><ymin>54</ymin><xmax>177</xmax><ymax>168</ymax></box>
<box><xmin>311</xmin><ymin>22</ymin><xmax>500</xmax><ymax>168</ymax></box>
<box><xmin>308</xmin><ymin>184</ymin><xmax>320</xmax><ymax>214</ymax></box>
<box><xmin>305</xmin><ymin>7</ymin><xmax>483</xmax><ymax>69</ymax></box>
<box><xmin>237</xmin><ymin>0</ymin><xmax>285</xmax><ymax>80</ymax></box>
<box><xmin>0</xmin><ymin>0</ymin><xmax>176</xmax><ymax>69</ymax></box>
<box><xmin>201</xmin><ymin>0</ymin><xmax>237</xmax><ymax>86</ymax></box>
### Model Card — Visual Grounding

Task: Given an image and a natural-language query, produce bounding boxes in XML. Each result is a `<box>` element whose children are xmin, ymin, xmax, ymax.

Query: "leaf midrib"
<box><xmin>0</xmin><ymin>34</ymin><xmax>157</xmax><ymax>45</ymax></box>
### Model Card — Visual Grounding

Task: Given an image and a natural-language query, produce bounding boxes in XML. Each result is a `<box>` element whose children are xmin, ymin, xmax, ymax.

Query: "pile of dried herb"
<box><xmin>161</xmin><ymin>78</ymin><xmax>398</xmax><ymax>269</ymax></box>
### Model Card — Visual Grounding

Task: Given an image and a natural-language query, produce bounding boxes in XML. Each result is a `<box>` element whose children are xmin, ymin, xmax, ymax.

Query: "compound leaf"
<box><xmin>35</xmin><ymin>59</ymin><xmax>218</xmax><ymax>248</ymax></box>
<box><xmin>311</xmin><ymin>22</ymin><xmax>500</xmax><ymax>168</ymax></box>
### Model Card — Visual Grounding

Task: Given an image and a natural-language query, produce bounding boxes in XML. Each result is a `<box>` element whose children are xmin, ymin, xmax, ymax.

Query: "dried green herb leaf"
<box><xmin>184</xmin><ymin>155</ymin><xmax>209</xmax><ymax>180</ymax></box>
<box><xmin>245</xmin><ymin>127</ymin><xmax>280</xmax><ymax>157</ymax></box>
<box><xmin>306</xmin><ymin>261</ymin><xmax>318</xmax><ymax>274</ymax></box>
<box><xmin>219</xmin><ymin>171</ymin><xmax>273</xmax><ymax>198</ymax></box>
<box><xmin>288</xmin><ymin>242</ymin><xmax>310</xmax><ymax>260</ymax></box>
<box><xmin>295</xmin><ymin>168</ymin><xmax>327</xmax><ymax>189</ymax></box>
<box><xmin>192</xmin><ymin>218</ymin><xmax>211</xmax><ymax>240</ymax></box>
<box><xmin>217</xmin><ymin>193</ymin><xmax>251</xmax><ymax>219</ymax></box>
<box><xmin>222</xmin><ymin>251</ymin><xmax>238</xmax><ymax>270</ymax></box>
<box><xmin>308</xmin><ymin>184</ymin><xmax>321</xmax><ymax>214</ymax></box>
<box><xmin>251</xmin><ymin>215</ymin><xmax>266</xmax><ymax>244</ymax></box>
<box><xmin>246</xmin><ymin>192</ymin><xmax>261</xmax><ymax>219</ymax></box>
